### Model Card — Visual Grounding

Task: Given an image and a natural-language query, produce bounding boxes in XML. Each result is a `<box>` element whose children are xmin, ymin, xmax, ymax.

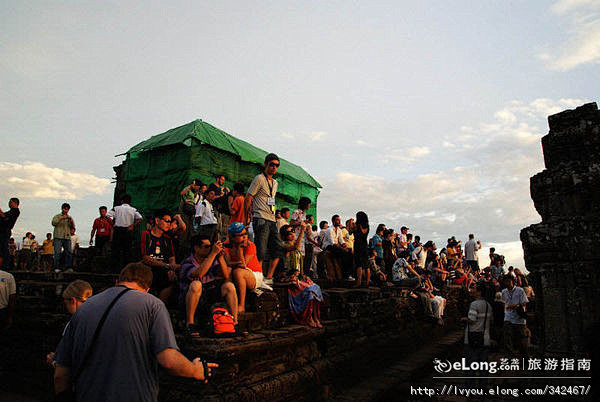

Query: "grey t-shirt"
<box><xmin>54</xmin><ymin>286</ymin><xmax>178</xmax><ymax>402</ymax></box>
<box><xmin>247</xmin><ymin>173</ymin><xmax>278</xmax><ymax>222</ymax></box>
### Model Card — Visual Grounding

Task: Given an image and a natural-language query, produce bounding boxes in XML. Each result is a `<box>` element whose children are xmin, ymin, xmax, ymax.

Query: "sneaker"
<box><xmin>346</xmin><ymin>276</ymin><xmax>355</xmax><ymax>281</ymax></box>
<box><xmin>263</xmin><ymin>277</ymin><xmax>274</xmax><ymax>286</ymax></box>
<box><xmin>259</xmin><ymin>282</ymin><xmax>273</xmax><ymax>291</ymax></box>
<box><xmin>54</xmin><ymin>268</ymin><xmax>62</xmax><ymax>273</ymax></box>
<box><xmin>65</xmin><ymin>268</ymin><xmax>74</xmax><ymax>273</ymax></box>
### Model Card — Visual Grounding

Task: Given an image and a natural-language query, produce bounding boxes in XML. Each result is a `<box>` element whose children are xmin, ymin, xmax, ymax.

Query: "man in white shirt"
<box><xmin>195</xmin><ymin>187</ymin><xmax>218</xmax><ymax>243</ymax></box>
<box><xmin>69</xmin><ymin>228</ymin><xmax>80</xmax><ymax>271</ymax></box>
<box><xmin>108</xmin><ymin>194</ymin><xmax>142</xmax><ymax>273</ymax></box>
<box><xmin>464</xmin><ymin>234</ymin><xmax>482</xmax><ymax>272</ymax></box>
<box><xmin>322</xmin><ymin>215</ymin><xmax>352</xmax><ymax>280</ymax></box>
<box><xmin>0</xmin><ymin>262</ymin><xmax>16</xmax><ymax>329</ymax></box>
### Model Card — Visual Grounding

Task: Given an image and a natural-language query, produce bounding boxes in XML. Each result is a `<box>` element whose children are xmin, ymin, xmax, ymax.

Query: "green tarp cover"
<box><xmin>127</xmin><ymin>120</ymin><xmax>321</xmax><ymax>189</ymax></box>
<box><xmin>123</xmin><ymin>120</ymin><xmax>321</xmax><ymax>218</ymax></box>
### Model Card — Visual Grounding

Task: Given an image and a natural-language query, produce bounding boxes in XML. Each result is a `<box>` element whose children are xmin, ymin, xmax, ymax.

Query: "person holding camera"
<box><xmin>464</xmin><ymin>233</ymin><xmax>482</xmax><ymax>273</ymax></box>
<box><xmin>502</xmin><ymin>275</ymin><xmax>530</xmax><ymax>357</ymax></box>
<box><xmin>51</xmin><ymin>203</ymin><xmax>75</xmax><ymax>273</ymax></box>
<box><xmin>179</xmin><ymin>234</ymin><xmax>237</xmax><ymax>338</ymax></box>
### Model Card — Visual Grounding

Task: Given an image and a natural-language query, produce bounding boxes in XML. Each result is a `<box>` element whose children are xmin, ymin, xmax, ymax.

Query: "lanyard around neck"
<box><xmin>263</xmin><ymin>173</ymin><xmax>274</xmax><ymax>197</ymax></box>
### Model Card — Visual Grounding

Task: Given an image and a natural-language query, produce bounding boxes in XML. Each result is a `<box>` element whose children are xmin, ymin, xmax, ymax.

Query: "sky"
<box><xmin>1</xmin><ymin>0</ymin><xmax>598</xmax><ymax>269</ymax></box>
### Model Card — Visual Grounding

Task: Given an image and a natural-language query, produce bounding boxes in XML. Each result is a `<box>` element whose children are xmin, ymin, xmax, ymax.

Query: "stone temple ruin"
<box><xmin>521</xmin><ymin>102</ymin><xmax>600</xmax><ymax>357</ymax></box>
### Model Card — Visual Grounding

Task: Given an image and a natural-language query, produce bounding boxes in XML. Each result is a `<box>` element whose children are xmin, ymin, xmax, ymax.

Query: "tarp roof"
<box><xmin>127</xmin><ymin>119</ymin><xmax>321</xmax><ymax>189</ymax></box>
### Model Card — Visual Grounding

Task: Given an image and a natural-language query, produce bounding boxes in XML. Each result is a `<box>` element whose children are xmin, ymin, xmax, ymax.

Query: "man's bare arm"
<box><xmin>53</xmin><ymin>365</ymin><xmax>72</xmax><ymax>394</ymax></box>
<box><xmin>243</xmin><ymin>194</ymin><xmax>253</xmax><ymax>225</ymax></box>
<box><xmin>156</xmin><ymin>348</ymin><xmax>218</xmax><ymax>381</ymax></box>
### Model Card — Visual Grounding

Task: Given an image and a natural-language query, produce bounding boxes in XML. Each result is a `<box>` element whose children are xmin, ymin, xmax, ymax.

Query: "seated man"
<box><xmin>179</xmin><ymin>235</ymin><xmax>237</xmax><ymax>338</ymax></box>
<box><xmin>321</xmin><ymin>215</ymin><xmax>352</xmax><ymax>280</ymax></box>
<box><xmin>223</xmin><ymin>223</ymin><xmax>267</xmax><ymax>312</ymax></box>
<box><xmin>391</xmin><ymin>256</ymin><xmax>421</xmax><ymax>288</ymax></box>
<box><xmin>140</xmin><ymin>209</ymin><xmax>181</xmax><ymax>303</ymax></box>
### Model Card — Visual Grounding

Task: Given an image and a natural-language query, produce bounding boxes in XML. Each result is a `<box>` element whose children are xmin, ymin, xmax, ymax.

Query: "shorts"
<box><xmin>178</xmin><ymin>279</ymin><xmax>224</xmax><ymax>315</ymax></box>
<box><xmin>253</xmin><ymin>271</ymin><xmax>264</xmax><ymax>288</ymax></box>
<box><xmin>466</xmin><ymin>260</ymin><xmax>480</xmax><ymax>271</ymax></box>
<box><xmin>234</xmin><ymin>267</ymin><xmax>264</xmax><ymax>288</ymax></box>
<box><xmin>252</xmin><ymin>217</ymin><xmax>284</xmax><ymax>262</ymax></box>
<box><xmin>150</xmin><ymin>265</ymin><xmax>173</xmax><ymax>293</ymax></box>
<box><xmin>200</xmin><ymin>279</ymin><xmax>224</xmax><ymax>306</ymax></box>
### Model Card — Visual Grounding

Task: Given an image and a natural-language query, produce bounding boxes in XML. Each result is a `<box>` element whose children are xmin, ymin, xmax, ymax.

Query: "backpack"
<box><xmin>209</xmin><ymin>304</ymin><xmax>236</xmax><ymax>337</ymax></box>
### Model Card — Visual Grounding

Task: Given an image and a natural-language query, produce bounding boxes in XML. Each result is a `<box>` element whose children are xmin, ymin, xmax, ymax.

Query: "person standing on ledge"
<box><xmin>108</xmin><ymin>194</ymin><xmax>142</xmax><ymax>273</ymax></box>
<box><xmin>51</xmin><ymin>203</ymin><xmax>75</xmax><ymax>273</ymax></box>
<box><xmin>244</xmin><ymin>153</ymin><xmax>284</xmax><ymax>291</ymax></box>
<box><xmin>0</xmin><ymin>198</ymin><xmax>20</xmax><ymax>270</ymax></box>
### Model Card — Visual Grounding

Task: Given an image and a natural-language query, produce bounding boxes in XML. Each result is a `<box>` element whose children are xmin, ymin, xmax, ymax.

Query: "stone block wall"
<box><xmin>521</xmin><ymin>102</ymin><xmax>600</xmax><ymax>357</ymax></box>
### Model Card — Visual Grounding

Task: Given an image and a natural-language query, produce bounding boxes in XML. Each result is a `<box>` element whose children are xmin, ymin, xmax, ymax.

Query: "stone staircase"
<box><xmin>2</xmin><ymin>265</ymin><xmax>470</xmax><ymax>401</ymax></box>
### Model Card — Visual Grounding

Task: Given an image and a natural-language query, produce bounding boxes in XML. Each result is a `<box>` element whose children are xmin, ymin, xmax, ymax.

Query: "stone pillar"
<box><xmin>520</xmin><ymin>102</ymin><xmax>600</xmax><ymax>357</ymax></box>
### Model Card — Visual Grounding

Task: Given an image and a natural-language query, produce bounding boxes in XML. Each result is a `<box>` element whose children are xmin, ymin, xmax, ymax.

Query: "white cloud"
<box><xmin>551</xmin><ymin>0</ymin><xmax>600</xmax><ymax>15</ymax></box>
<box><xmin>544</xmin><ymin>1</ymin><xmax>600</xmax><ymax>71</ymax></box>
<box><xmin>309</xmin><ymin>131</ymin><xmax>326</xmax><ymax>141</ymax></box>
<box><xmin>316</xmin><ymin>98</ymin><xmax>588</xmax><ymax>271</ymax></box>
<box><xmin>384</xmin><ymin>146</ymin><xmax>430</xmax><ymax>162</ymax></box>
<box><xmin>0</xmin><ymin>161</ymin><xmax>111</xmax><ymax>199</ymax></box>
<box><xmin>281</xmin><ymin>132</ymin><xmax>295</xmax><ymax>139</ymax></box>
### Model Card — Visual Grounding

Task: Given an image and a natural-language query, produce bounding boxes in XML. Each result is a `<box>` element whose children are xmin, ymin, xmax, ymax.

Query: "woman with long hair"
<box><xmin>353</xmin><ymin>211</ymin><xmax>370</xmax><ymax>287</ymax></box>
<box><xmin>279</xmin><ymin>224</ymin><xmax>323</xmax><ymax>328</ymax></box>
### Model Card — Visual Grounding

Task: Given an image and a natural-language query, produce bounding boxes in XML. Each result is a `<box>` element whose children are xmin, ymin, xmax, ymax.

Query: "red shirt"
<box><xmin>224</xmin><ymin>240</ymin><xmax>261</xmax><ymax>273</ymax></box>
<box><xmin>93</xmin><ymin>217</ymin><xmax>113</xmax><ymax>237</ymax></box>
<box><xmin>229</xmin><ymin>195</ymin><xmax>245</xmax><ymax>223</ymax></box>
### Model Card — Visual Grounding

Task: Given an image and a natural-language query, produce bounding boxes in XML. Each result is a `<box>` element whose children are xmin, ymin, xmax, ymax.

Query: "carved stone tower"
<box><xmin>521</xmin><ymin>102</ymin><xmax>600</xmax><ymax>356</ymax></box>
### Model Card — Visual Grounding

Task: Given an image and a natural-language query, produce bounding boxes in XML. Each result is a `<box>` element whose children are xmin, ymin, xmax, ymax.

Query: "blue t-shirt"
<box><xmin>54</xmin><ymin>286</ymin><xmax>178</xmax><ymax>402</ymax></box>
<box><xmin>371</xmin><ymin>234</ymin><xmax>383</xmax><ymax>258</ymax></box>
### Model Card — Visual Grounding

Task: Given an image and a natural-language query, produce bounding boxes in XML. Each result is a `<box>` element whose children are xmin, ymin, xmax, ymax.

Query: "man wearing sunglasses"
<box><xmin>141</xmin><ymin>209</ymin><xmax>180</xmax><ymax>303</ymax></box>
<box><xmin>244</xmin><ymin>153</ymin><xmax>285</xmax><ymax>291</ymax></box>
<box><xmin>179</xmin><ymin>234</ymin><xmax>237</xmax><ymax>338</ymax></box>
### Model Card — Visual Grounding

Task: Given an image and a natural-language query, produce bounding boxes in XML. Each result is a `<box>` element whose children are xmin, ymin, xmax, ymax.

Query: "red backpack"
<box><xmin>210</xmin><ymin>305</ymin><xmax>236</xmax><ymax>337</ymax></box>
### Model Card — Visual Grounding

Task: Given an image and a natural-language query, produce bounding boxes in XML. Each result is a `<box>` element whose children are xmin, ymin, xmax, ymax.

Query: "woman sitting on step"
<box><xmin>279</xmin><ymin>224</ymin><xmax>324</xmax><ymax>328</ymax></box>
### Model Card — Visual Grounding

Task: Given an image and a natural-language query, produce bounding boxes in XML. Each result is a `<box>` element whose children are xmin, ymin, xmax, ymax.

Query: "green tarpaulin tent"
<box><xmin>120</xmin><ymin>119</ymin><xmax>321</xmax><ymax>219</ymax></box>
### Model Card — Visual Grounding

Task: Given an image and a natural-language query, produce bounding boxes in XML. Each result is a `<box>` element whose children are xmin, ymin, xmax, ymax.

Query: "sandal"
<box><xmin>186</xmin><ymin>324</ymin><xmax>202</xmax><ymax>339</ymax></box>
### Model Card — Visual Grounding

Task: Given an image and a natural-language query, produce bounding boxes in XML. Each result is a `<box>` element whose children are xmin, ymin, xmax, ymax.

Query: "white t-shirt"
<box><xmin>107</xmin><ymin>204</ymin><xmax>142</xmax><ymax>228</ymax></box>
<box><xmin>464</xmin><ymin>239</ymin><xmax>479</xmax><ymax>261</ymax></box>
<box><xmin>70</xmin><ymin>235</ymin><xmax>81</xmax><ymax>252</ymax></box>
<box><xmin>0</xmin><ymin>270</ymin><xmax>16</xmax><ymax>309</ymax></box>
<box><xmin>195</xmin><ymin>200</ymin><xmax>217</xmax><ymax>225</ymax></box>
<box><xmin>322</xmin><ymin>226</ymin><xmax>344</xmax><ymax>249</ymax></box>
<box><xmin>22</xmin><ymin>237</ymin><xmax>32</xmax><ymax>250</ymax></box>
<box><xmin>411</xmin><ymin>246</ymin><xmax>427</xmax><ymax>269</ymax></box>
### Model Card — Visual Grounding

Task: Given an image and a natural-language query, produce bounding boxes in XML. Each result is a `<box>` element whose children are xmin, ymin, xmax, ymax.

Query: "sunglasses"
<box><xmin>199</xmin><ymin>244</ymin><xmax>212</xmax><ymax>249</ymax></box>
<box><xmin>161</xmin><ymin>218</ymin><xmax>172</xmax><ymax>223</ymax></box>
<box><xmin>231</xmin><ymin>232</ymin><xmax>247</xmax><ymax>237</ymax></box>
<box><xmin>269</xmin><ymin>162</ymin><xmax>280</xmax><ymax>167</ymax></box>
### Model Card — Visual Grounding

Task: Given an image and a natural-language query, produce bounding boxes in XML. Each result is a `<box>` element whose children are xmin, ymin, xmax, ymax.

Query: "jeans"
<box><xmin>53</xmin><ymin>238</ymin><xmax>72</xmax><ymax>269</ymax></box>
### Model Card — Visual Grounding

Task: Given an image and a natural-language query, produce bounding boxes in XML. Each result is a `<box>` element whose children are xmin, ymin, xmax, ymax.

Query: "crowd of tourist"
<box><xmin>0</xmin><ymin>152</ymin><xmax>536</xmax><ymax>400</ymax></box>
